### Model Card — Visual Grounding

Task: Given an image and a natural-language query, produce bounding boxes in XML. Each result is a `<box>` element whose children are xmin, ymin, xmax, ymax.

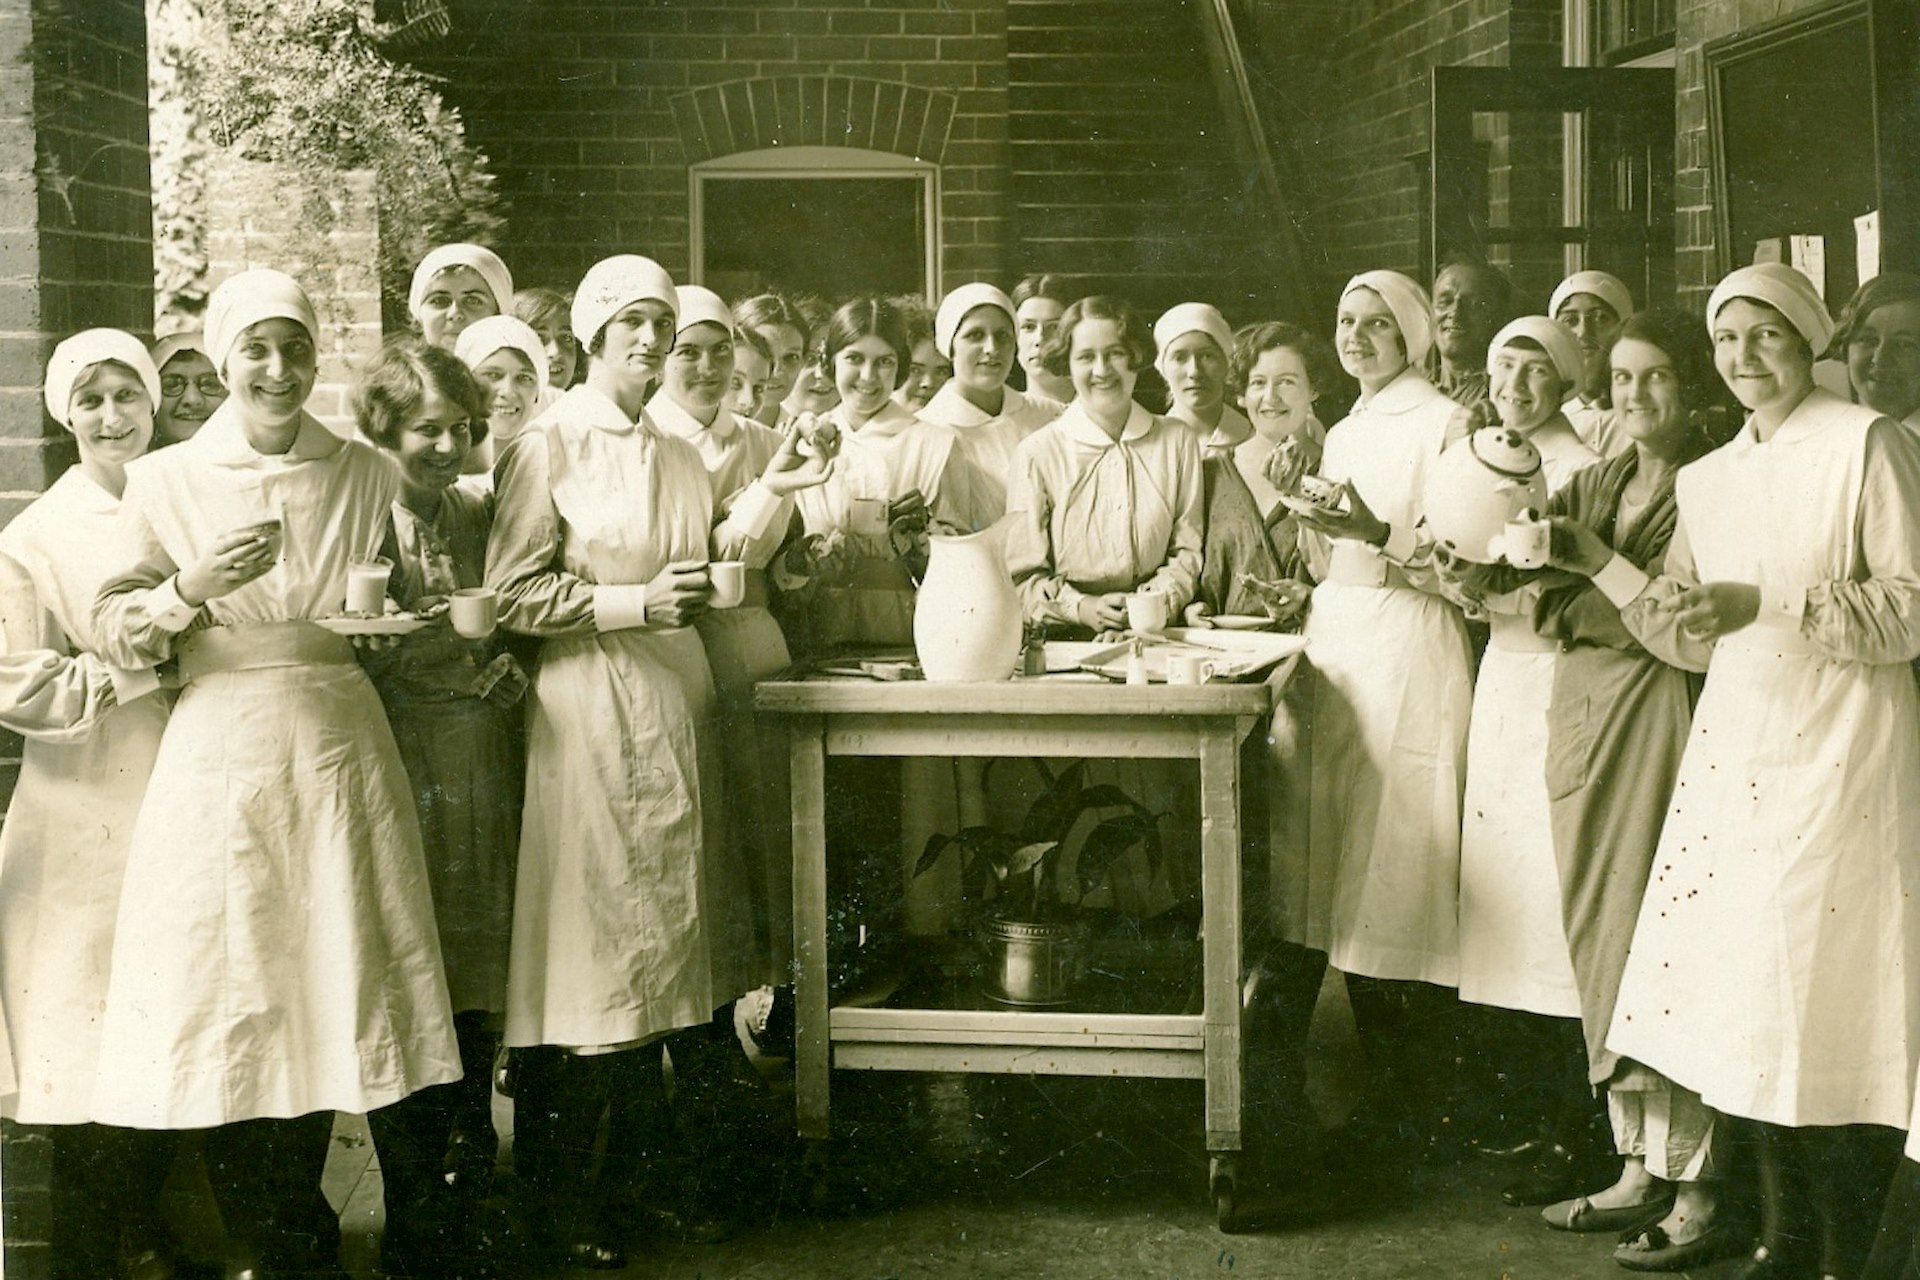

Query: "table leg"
<box><xmin>1198</xmin><ymin>725</ymin><xmax>1243</xmax><ymax>1155</ymax></box>
<box><xmin>790</xmin><ymin>716</ymin><xmax>831</xmax><ymax>1141</ymax></box>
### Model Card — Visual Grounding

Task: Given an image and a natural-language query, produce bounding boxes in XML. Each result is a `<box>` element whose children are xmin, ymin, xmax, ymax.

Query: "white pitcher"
<box><xmin>913</xmin><ymin>516</ymin><xmax>1023</xmax><ymax>682</ymax></box>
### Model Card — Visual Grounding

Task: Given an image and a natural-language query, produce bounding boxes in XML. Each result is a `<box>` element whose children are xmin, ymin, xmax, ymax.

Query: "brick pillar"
<box><xmin>0</xmin><ymin>3</ymin><xmax>152</xmax><ymax>1277</ymax></box>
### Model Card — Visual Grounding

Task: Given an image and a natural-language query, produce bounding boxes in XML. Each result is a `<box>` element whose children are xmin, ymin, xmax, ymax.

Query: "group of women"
<box><xmin>1</xmin><ymin>233</ymin><xmax>1918</xmax><ymax>1280</ymax></box>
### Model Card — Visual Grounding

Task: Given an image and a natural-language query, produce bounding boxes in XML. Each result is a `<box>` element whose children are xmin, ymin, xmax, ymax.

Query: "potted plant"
<box><xmin>914</xmin><ymin>761</ymin><xmax>1166</xmax><ymax>1006</ymax></box>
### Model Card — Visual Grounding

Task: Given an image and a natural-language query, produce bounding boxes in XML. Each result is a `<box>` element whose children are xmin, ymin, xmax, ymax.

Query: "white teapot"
<box><xmin>1421</xmin><ymin>426</ymin><xmax>1548</xmax><ymax>564</ymax></box>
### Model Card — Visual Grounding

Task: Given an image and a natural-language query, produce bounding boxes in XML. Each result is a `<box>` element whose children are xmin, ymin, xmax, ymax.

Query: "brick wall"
<box><xmin>0</xmin><ymin>4</ymin><xmax>150</xmax><ymax>1272</ymax></box>
<box><xmin>1246</xmin><ymin>0</ymin><xmax>1564</xmax><ymax>315</ymax></box>
<box><xmin>205</xmin><ymin>159</ymin><xmax>382</xmax><ymax>434</ymax></box>
<box><xmin>1672</xmin><ymin>0</ymin><xmax>1837</xmax><ymax>311</ymax></box>
<box><xmin>409</xmin><ymin>0</ymin><xmax>1011</xmax><ymax>299</ymax></box>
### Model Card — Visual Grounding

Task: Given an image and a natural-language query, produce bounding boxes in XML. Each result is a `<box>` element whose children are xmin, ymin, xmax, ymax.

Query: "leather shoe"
<box><xmin>1500</xmin><ymin>1143</ymin><xmax>1615</xmax><ymax>1206</ymax></box>
<box><xmin>1540</xmin><ymin>1192</ymin><xmax>1674</xmax><ymax>1233</ymax></box>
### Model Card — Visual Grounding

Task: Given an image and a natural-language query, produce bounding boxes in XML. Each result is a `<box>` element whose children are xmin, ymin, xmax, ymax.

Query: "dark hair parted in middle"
<box><xmin>352</xmin><ymin>334</ymin><xmax>490</xmax><ymax>449</ymax></box>
<box><xmin>1038</xmin><ymin>295</ymin><xmax>1156</xmax><ymax>380</ymax></box>
<box><xmin>821</xmin><ymin>296</ymin><xmax>914</xmax><ymax>371</ymax></box>
<box><xmin>1230</xmin><ymin>320</ymin><xmax>1340</xmax><ymax>402</ymax></box>
<box><xmin>1614</xmin><ymin>305</ymin><xmax>1726</xmax><ymax>413</ymax></box>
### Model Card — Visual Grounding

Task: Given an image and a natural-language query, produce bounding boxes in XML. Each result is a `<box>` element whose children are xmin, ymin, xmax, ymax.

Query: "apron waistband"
<box><xmin>176</xmin><ymin>621</ymin><xmax>357</xmax><ymax>682</ymax></box>
<box><xmin>1323</xmin><ymin>542</ymin><xmax>1413</xmax><ymax>591</ymax></box>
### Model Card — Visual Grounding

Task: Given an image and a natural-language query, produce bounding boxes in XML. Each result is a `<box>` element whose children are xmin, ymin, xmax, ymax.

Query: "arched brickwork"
<box><xmin>670</xmin><ymin>75</ymin><xmax>958</xmax><ymax>164</ymax></box>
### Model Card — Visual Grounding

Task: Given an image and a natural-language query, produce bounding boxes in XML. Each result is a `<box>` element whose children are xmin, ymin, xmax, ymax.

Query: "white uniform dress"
<box><xmin>1289</xmin><ymin>369</ymin><xmax>1472</xmax><ymax>984</ymax></box>
<box><xmin>487</xmin><ymin>386</ymin><xmax>723</xmax><ymax>1050</ymax></box>
<box><xmin>0</xmin><ymin>470</ymin><xmax>169</xmax><ymax>1123</ymax></box>
<box><xmin>1457</xmin><ymin>416</ymin><xmax>1601</xmax><ymax>1015</ymax></box>
<box><xmin>649</xmin><ymin>390</ymin><xmax>798</xmax><ymax>993</ymax></box>
<box><xmin>1603</xmin><ymin>391</ymin><xmax>1920</xmax><ymax>1129</ymax></box>
<box><xmin>90</xmin><ymin>407</ymin><xmax>460</xmax><ymax>1128</ymax></box>
<box><xmin>919</xmin><ymin>380</ymin><xmax>1062</xmax><ymax>521</ymax></box>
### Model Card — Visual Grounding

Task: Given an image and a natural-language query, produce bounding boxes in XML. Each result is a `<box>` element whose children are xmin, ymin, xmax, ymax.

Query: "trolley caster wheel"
<box><xmin>1210</xmin><ymin>1154</ymin><xmax>1242</xmax><ymax>1232</ymax></box>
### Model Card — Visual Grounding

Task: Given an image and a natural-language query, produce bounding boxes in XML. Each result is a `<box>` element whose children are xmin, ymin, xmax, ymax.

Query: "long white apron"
<box><xmin>90</xmin><ymin>410</ymin><xmax>460</xmax><ymax>1128</ymax></box>
<box><xmin>502</xmin><ymin>407</ymin><xmax>724</xmax><ymax>1049</ymax></box>
<box><xmin>0</xmin><ymin>471</ymin><xmax>169</xmax><ymax>1124</ymax></box>
<box><xmin>1290</xmin><ymin>371</ymin><xmax>1472</xmax><ymax>983</ymax></box>
<box><xmin>1607</xmin><ymin>410</ymin><xmax>1920</xmax><ymax>1128</ymax></box>
<box><xmin>1456</xmin><ymin>626</ymin><xmax>1580</xmax><ymax>1016</ymax></box>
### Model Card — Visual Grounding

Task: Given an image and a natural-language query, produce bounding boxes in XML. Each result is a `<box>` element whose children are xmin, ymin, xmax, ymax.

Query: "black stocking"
<box><xmin>1862</xmin><ymin>1157</ymin><xmax>1920</xmax><ymax>1280</ymax></box>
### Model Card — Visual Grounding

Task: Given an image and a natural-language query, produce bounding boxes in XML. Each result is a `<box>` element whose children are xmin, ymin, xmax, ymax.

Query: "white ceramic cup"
<box><xmin>848</xmin><ymin>496</ymin><xmax>890</xmax><ymax>539</ymax></box>
<box><xmin>449</xmin><ymin>586</ymin><xmax>498</xmax><ymax>639</ymax></box>
<box><xmin>345</xmin><ymin>557</ymin><xmax>393</xmax><ymax>617</ymax></box>
<box><xmin>1499</xmin><ymin>514</ymin><xmax>1552</xmax><ymax>570</ymax></box>
<box><xmin>709</xmin><ymin>560</ymin><xmax>746</xmax><ymax>609</ymax></box>
<box><xmin>1126</xmin><ymin>589</ymin><xmax>1169</xmax><ymax>635</ymax></box>
<box><xmin>1167</xmin><ymin>653</ymin><xmax>1217</xmax><ymax>685</ymax></box>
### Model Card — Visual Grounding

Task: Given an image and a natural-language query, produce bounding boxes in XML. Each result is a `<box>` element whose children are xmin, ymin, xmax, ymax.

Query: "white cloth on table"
<box><xmin>0</xmin><ymin>469</ymin><xmax>169</xmax><ymax>1124</ymax></box>
<box><xmin>1289</xmin><ymin>369</ymin><xmax>1471</xmax><ymax>984</ymax></box>
<box><xmin>1604</xmin><ymin>390</ymin><xmax>1920</xmax><ymax>1129</ymax></box>
<box><xmin>487</xmin><ymin>384</ymin><xmax>726</xmax><ymax>1046</ymax></box>
<box><xmin>88</xmin><ymin>404</ymin><xmax>459</xmax><ymax>1128</ymax></box>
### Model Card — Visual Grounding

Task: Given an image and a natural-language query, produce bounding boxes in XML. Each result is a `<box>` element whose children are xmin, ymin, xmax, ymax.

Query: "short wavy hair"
<box><xmin>1614</xmin><ymin>304</ymin><xmax>1728</xmax><ymax>414</ymax></box>
<box><xmin>1230</xmin><ymin>321</ymin><xmax>1339</xmax><ymax>403</ymax></box>
<box><xmin>1038</xmin><ymin>295</ymin><xmax>1154</xmax><ymax>380</ymax></box>
<box><xmin>733</xmin><ymin>292</ymin><xmax>813</xmax><ymax>351</ymax></box>
<box><xmin>1829</xmin><ymin>271</ymin><xmax>1920</xmax><ymax>361</ymax></box>
<box><xmin>352</xmin><ymin>334</ymin><xmax>490</xmax><ymax>449</ymax></box>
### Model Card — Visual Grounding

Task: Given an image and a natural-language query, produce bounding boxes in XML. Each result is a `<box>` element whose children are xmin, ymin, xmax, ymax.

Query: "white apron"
<box><xmin>920</xmin><ymin>380</ymin><xmax>1061</xmax><ymax>521</ymax></box>
<box><xmin>497</xmin><ymin>394</ymin><xmax>724</xmax><ymax>1049</ymax></box>
<box><xmin>90</xmin><ymin>409</ymin><xmax>459</xmax><ymax>1128</ymax></box>
<box><xmin>1607</xmin><ymin>401</ymin><xmax>1920</xmax><ymax>1128</ymax></box>
<box><xmin>1456</xmin><ymin>418</ymin><xmax>1597</xmax><ymax>1015</ymax></box>
<box><xmin>0</xmin><ymin>471</ymin><xmax>170</xmax><ymax>1124</ymax></box>
<box><xmin>1291</xmin><ymin>371</ymin><xmax>1473</xmax><ymax>983</ymax></box>
<box><xmin>651</xmin><ymin>391</ymin><xmax>799</xmax><ymax>992</ymax></box>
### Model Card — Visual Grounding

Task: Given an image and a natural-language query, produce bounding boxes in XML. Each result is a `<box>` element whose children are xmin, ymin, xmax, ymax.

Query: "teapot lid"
<box><xmin>1468</xmin><ymin>426</ymin><xmax>1543</xmax><ymax>480</ymax></box>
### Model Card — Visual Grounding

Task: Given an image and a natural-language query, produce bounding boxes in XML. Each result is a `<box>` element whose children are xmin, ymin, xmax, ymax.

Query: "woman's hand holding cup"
<box><xmin>178</xmin><ymin>523</ymin><xmax>280</xmax><ymax>606</ymax></box>
<box><xmin>644</xmin><ymin>559</ymin><xmax>711</xmax><ymax>627</ymax></box>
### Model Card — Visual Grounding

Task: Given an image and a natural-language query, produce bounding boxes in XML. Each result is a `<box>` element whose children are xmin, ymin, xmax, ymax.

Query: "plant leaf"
<box><xmin>1074</xmin><ymin>784</ymin><xmax>1149</xmax><ymax>813</ymax></box>
<box><xmin>1076</xmin><ymin>812</ymin><xmax>1158</xmax><ymax>898</ymax></box>
<box><xmin>1020</xmin><ymin>759</ymin><xmax>1087</xmax><ymax>844</ymax></box>
<box><xmin>1003</xmin><ymin>840</ymin><xmax>1057</xmax><ymax>879</ymax></box>
<box><xmin>913</xmin><ymin>832</ymin><xmax>953</xmax><ymax>879</ymax></box>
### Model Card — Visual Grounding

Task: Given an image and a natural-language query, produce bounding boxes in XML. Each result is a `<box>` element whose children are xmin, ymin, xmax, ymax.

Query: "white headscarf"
<box><xmin>1708</xmin><ymin>263</ymin><xmax>1835</xmax><ymax>355</ymax></box>
<box><xmin>1550</xmin><ymin>270</ymin><xmax>1636</xmax><ymax>326</ymax></box>
<box><xmin>202</xmin><ymin>268</ymin><xmax>319</xmax><ymax>375</ymax></box>
<box><xmin>408</xmin><ymin>243</ymin><xmax>513</xmax><ymax>318</ymax></box>
<box><xmin>571</xmin><ymin>255</ymin><xmax>678</xmax><ymax>348</ymax></box>
<box><xmin>673</xmin><ymin>285</ymin><xmax>735</xmax><ymax>337</ymax></box>
<box><xmin>454</xmin><ymin>315</ymin><xmax>548</xmax><ymax>385</ymax></box>
<box><xmin>935</xmin><ymin>283</ymin><xmax>1016</xmax><ymax>358</ymax></box>
<box><xmin>1341</xmin><ymin>270</ymin><xmax>1436</xmax><ymax>370</ymax></box>
<box><xmin>150</xmin><ymin>330</ymin><xmax>210</xmax><ymax>374</ymax></box>
<box><xmin>44</xmin><ymin>329</ymin><xmax>161</xmax><ymax>426</ymax></box>
<box><xmin>1487</xmin><ymin>315</ymin><xmax>1584</xmax><ymax>390</ymax></box>
<box><xmin>1153</xmin><ymin>303</ymin><xmax>1235</xmax><ymax>367</ymax></box>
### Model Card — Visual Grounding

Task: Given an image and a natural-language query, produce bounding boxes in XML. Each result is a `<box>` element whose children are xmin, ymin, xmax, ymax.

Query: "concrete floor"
<box><xmin>279</xmin><ymin>972</ymin><xmax>1752</xmax><ymax>1280</ymax></box>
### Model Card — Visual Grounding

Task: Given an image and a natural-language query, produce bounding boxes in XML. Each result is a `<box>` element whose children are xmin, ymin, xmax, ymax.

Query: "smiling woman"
<box><xmin>87</xmin><ymin>269</ymin><xmax>462</xmax><ymax>1275</ymax></box>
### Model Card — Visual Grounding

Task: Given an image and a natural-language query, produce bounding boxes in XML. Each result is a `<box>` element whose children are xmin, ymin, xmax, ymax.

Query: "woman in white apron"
<box><xmin>1286</xmin><ymin>270</ymin><xmax>1472</xmax><ymax>1156</ymax></box>
<box><xmin>0</xmin><ymin>331</ymin><xmax>178</xmax><ymax>1280</ymax></box>
<box><xmin>919</xmin><ymin>283</ymin><xmax>1063</xmax><ymax>522</ymax></box>
<box><xmin>1551</xmin><ymin>270</ymin><xmax>1634</xmax><ymax>457</ymax></box>
<box><xmin>91</xmin><ymin>270</ymin><xmax>461</xmax><ymax>1275</ymax></box>
<box><xmin>150</xmin><ymin>330</ymin><xmax>226</xmax><ymax>444</ymax></box>
<box><xmin>512</xmin><ymin>285</ymin><xmax>579</xmax><ymax>391</ymax></box>
<box><xmin>1589</xmin><ymin>264</ymin><xmax>1920</xmax><ymax>1279</ymax></box>
<box><xmin>409</xmin><ymin>242</ymin><xmax>512</xmax><ymax>352</ymax></box>
<box><xmin>351</xmin><ymin>338</ymin><xmax>529</xmax><ymax>1276</ymax></box>
<box><xmin>732</xmin><ymin>293</ymin><xmax>813</xmax><ymax>428</ymax></box>
<box><xmin>1834</xmin><ymin>272</ymin><xmax>1920</xmax><ymax>433</ymax></box>
<box><xmin>1444</xmin><ymin>317</ymin><xmax>1602</xmax><ymax>1201</ymax></box>
<box><xmin>486</xmin><ymin>256</ymin><xmax>726</xmax><ymax>1263</ymax></box>
<box><xmin>646</xmin><ymin>286</ymin><xmax>833</xmax><ymax>1229</ymax></box>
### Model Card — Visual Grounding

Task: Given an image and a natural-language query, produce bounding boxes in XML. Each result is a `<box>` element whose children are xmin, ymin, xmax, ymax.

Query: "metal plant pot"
<box><xmin>981</xmin><ymin>915</ymin><xmax>1082</xmax><ymax>1006</ymax></box>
